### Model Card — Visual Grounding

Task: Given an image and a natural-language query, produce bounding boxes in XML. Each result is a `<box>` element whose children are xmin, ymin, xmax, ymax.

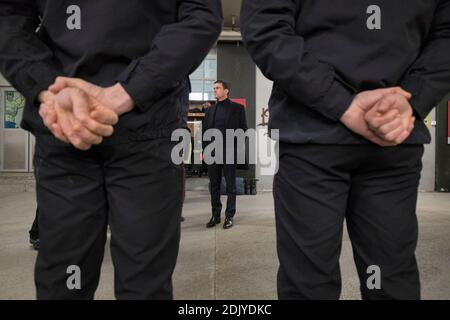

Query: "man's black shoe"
<box><xmin>223</xmin><ymin>217</ymin><xmax>234</xmax><ymax>229</ymax></box>
<box><xmin>181</xmin><ymin>216</ymin><xmax>185</xmax><ymax>222</ymax></box>
<box><xmin>206</xmin><ymin>217</ymin><xmax>221</xmax><ymax>228</ymax></box>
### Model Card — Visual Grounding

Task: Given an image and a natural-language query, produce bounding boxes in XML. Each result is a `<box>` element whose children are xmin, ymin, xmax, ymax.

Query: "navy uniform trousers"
<box><xmin>33</xmin><ymin>136</ymin><xmax>185</xmax><ymax>300</ymax></box>
<box><xmin>274</xmin><ymin>143</ymin><xmax>424</xmax><ymax>300</ymax></box>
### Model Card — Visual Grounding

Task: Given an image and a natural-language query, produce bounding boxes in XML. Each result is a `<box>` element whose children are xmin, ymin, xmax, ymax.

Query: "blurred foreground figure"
<box><xmin>0</xmin><ymin>0</ymin><xmax>222</xmax><ymax>299</ymax></box>
<box><xmin>242</xmin><ymin>0</ymin><xmax>450</xmax><ymax>300</ymax></box>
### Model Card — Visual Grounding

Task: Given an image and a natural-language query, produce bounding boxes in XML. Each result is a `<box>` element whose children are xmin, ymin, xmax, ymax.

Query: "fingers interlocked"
<box><xmin>39</xmin><ymin>77</ymin><xmax>119</xmax><ymax>150</ymax></box>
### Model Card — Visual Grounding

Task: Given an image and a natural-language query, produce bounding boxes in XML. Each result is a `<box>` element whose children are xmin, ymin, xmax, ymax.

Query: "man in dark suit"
<box><xmin>203</xmin><ymin>81</ymin><xmax>247</xmax><ymax>230</ymax></box>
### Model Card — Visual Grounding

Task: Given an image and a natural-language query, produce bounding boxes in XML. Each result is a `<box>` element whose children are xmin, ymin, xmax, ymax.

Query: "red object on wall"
<box><xmin>231</xmin><ymin>98</ymin><xmax>247</xmax><ymax>108</ymax></box>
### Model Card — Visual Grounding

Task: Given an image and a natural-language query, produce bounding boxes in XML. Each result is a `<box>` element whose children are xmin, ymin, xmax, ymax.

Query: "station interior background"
<box><xmin>0</xmin><ymin>0</ymin><xmax>450</xmax><ymax>300</ymax></box>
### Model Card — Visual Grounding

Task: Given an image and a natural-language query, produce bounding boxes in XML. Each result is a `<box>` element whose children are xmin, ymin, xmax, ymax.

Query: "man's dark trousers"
<box><xmin>208</xmin><ymin>163</ymin><xmax>237</xmax><ymax>218</ymax></box>
<box><xmin>274</xmin><ymin>143</ymin><xmax>424</xmax><ymax>300</ymax></box>
<box><xmin>33</xmin><ymin>137</ymin><xmax>185</xmax><ymax>299</ymax></box>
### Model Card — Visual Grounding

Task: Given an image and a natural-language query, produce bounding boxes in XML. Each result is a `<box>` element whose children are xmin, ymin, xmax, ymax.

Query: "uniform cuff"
<box><xmin>21</xmin><ymin>62</ymin><xmax>60</xmax><ymax>108</ymax></box>
<box><xmin>399</xmin><ymin>76</ymin><xmax>429</xmax><ymax>120</ymax></box>
<box><xmin>311</xmin><ymin>80</ymin><xmax>355</xmax><ymax>122</ymax></box>
<box><xmin>116</xmin><ymin>60</ymin><xmax>158</xmax><ymax>112</ymax></box>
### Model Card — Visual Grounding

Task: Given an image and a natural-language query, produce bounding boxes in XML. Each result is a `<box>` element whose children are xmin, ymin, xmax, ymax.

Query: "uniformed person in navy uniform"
<box><xmin>0</xmin><ymin>0</ymin><xmax>222</xmax><ymax>299</ymax></box>
<box><xmin>242</xmin><ymin>0</ymin><xmax>450</xmax><ymax>300</ymax></box>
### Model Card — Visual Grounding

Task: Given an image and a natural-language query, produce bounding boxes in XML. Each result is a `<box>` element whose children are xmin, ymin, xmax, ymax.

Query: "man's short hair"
<box><xmin>214</xmin><ymin>80</ymin><xmax>230</xmax><ymax>93</ymax></box>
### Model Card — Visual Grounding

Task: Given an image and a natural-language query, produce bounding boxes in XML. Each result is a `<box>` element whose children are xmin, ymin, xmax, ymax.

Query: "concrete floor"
<box><xmin>0</xmin><ymin>190</ymin><xmax>450</xmax><ymax>300</ymax></box>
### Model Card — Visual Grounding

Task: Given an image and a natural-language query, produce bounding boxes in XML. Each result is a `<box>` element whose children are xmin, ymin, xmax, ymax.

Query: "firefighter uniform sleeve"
<box><xmin>240</xmin><ymin>0</ymin><xmax>355</xmax><ymax>122</ymax></box>
<box><xmin>0</xmin><ymin>0</ymin><xmax>61</xmax><ymax>107</ymax></box>
<box><xmin>400</xmin><ymin>0</ymin><xmax>450</xmax><ymax>120</ymax></box>
<box><xmin>117</xmin><ymin>0</ymin><xmax>223</xmax><ymax>112</ymax></box>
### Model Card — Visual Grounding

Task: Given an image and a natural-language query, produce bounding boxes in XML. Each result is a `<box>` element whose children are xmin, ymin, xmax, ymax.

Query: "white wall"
<box><xmin>255</xmin><ymin>68</ymin><xmax>274</xmax><ymax>191</ymax></box>
<box><xmin>419</xmin><ymin>109</ymin><xmax>436</xmax><ymax>192</ymax></box>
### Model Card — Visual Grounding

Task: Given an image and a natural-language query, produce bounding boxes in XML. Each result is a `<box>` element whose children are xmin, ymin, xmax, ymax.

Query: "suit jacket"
<box><xmin>203</xmin><ymin>99</ymin><xmax>248</xmax><ymax>133</ymax></box>
<box><xmin>202</xmin><ymin>98</ymin><xmax>248</xmax><ymax>168</ymax></box>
